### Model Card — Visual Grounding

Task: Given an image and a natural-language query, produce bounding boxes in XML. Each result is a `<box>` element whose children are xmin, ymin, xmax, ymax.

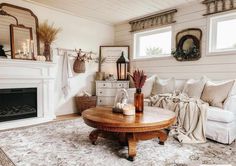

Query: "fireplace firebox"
<box><xmin>0</xmin><ymin>88</ymin><xmax>37</xmax><ymax>122</ymax></box>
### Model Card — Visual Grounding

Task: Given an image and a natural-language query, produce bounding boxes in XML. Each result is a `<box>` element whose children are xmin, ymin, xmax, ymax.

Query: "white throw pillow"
<box><xmin>201</xmin><ymin>80</ymin><xmax>235</xmax><ymax>108</ymax></box>
<box><xmin>227</xmin><ymin>79</ymin><xmax>236</xmax><ymax>96</ymax></box>
<box><xmin>182</xmin><ymin>76</ymin><xmax>207</xmax><ymax>99</ymax></box>
<box><xmin>151</xmin><ymin>77</ymin><xmax>175</xmax><ymax>95</ymax></box>
<box><xmin>142</xmin><ymin>75</ymin><xmax>156</xmax><ymax>98</ymax></box>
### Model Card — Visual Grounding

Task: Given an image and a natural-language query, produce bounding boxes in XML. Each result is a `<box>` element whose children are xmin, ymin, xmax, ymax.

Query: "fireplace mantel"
<box><xmin>0</xmin><ymin>59</ymin><xmax>56</xmax><ymax>130</ymax></box>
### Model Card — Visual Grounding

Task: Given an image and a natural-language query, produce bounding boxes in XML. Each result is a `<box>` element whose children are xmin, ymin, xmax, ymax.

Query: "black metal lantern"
<box><xmin>116</xmin><ymin>52</ymin><xmax>129</xmax><ymax>80</ymax></box>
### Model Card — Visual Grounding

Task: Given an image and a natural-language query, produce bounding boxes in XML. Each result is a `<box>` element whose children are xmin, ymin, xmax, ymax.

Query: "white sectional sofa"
<box><xmin>127</xmin><ymin>77</ymin><xmax>236</xmax><ymax>144</ymax></box>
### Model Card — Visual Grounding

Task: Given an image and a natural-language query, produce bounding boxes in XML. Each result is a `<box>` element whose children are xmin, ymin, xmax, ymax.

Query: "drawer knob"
<box><xmin>103</xmin><ymin>84</ymin><xmax>106</xmax><ymax>86</ymax></box>
<box><xmin>100</xmin><ymin>92</ymin><xmax>102</xmax><ymax>94</ymax></box>
<box><xmin>100</xmin><ymin>100</ymin><xmax>102</xmax><ymax>102</ymax></box>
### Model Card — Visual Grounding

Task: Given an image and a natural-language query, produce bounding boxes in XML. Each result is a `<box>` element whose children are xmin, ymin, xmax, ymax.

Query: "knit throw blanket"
<box><xmin>149</xmin><ymin>93</ymin><xmax>209</xmax><ymax>144</ymax></box>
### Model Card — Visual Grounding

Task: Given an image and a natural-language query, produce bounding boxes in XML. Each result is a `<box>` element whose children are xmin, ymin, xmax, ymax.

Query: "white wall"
<box><xmin>114</xmin><ymin>1</ymin><xmax>236</xmax><ymax>80</ymax></box>
<box><xmin>1</xmin><ymin>0</ymin><xmax>114</xmax><ymax>115</ymax></box>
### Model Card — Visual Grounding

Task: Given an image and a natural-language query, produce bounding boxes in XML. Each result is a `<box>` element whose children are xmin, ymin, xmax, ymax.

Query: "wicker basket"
<box><xmin>73</xmin><ymin>59</ymin><xmax>85</xmax><ymax>73</ymax></box>
<box><xmin>75</xmin><ymin>96</ymin><xmax>97</xmax><ymax>114</ymax></box>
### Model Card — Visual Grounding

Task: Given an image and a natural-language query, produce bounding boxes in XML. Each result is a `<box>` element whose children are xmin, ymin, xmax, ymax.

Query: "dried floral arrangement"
<box><xmin>37</xmin><ymin>20</ymin><xmax>61</xmax><ymax>61</ymax></box>
<box><xmin>95</xmin><ymin>56</ymin><xmax>106</xmax><ymax>64</ymax></box>
<box><xmin>37</xmin><ymin>20</ymin><xmax>61</xmax><ymax>44</ymax></box>
<box><xmin>95</xmin><ymin>56</ymin><xmax>106</xmax><ymax>72</ymax></box>
<box><xmin>76</xmin><ymin>49</ymin><xmax>93</xmax><ymax>62</ymax></box>
<box><xmin>129</xmin><ymin>70</ymin><xmax>147</xmax><ymax>89</ymax></box>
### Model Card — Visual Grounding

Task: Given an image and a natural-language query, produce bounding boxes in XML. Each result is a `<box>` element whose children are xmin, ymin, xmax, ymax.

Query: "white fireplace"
<box><xmin>0</xmin><ymin>59</ymin><xmax>56</xmax><ymax>130</ymax></box>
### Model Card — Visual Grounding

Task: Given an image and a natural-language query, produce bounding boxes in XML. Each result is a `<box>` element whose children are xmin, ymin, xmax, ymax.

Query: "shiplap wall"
<box><xmin>114</xmin><ymin>1</ymin><xmax>236</xmax><ymax>80</ymax></box>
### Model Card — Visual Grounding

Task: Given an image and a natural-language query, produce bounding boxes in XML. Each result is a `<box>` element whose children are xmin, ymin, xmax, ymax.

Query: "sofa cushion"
<box><xmin>142</xmin><ymin>75</ymin><xmax>156</xmax><ymax>98</ymax></box>
<box><xmin>207</xmin><ymin>106</ymin><xmax>235</xmax><ymax>123</ymax></box>
<box><xmin>151</xmin><ymin>77</ymin><xmax>175</xmax><ymax>96</ymax></box>
<box><xmin>175</xmin><ymin>79</ymin><xmax>186</xmax><ymax>91</ymax></box>
<box><xmin>228</xmin><ymin>79</ymin><xmax>236</xmax><ymax>96</ymax></box>
<box><xmin>201</xmin><ymin>80</ymin><xmax>235</xmax><ymax>108</ymax></box>
<box><xmin>183</xmin><ymin>76</ymin><xmax>207</xmax><ymax>99</ymax></box>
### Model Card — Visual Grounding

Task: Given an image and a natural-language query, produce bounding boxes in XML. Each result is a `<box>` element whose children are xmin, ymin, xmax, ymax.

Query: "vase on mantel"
<box><xmin>134</xmin><ymin>88</ymin><xmax>144</xmax><ymax>113</ymax></box>
<box><xmin>43</xmin><ymin>42</ymin><xmax>51</xmax><ymax>61</ymax></box>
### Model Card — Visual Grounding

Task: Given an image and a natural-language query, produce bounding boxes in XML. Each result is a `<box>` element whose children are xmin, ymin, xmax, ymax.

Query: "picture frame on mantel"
<box><xmin>99</xmin><ymin>45</ymin><xmax>130</xmax><ymax>79</ymax></box>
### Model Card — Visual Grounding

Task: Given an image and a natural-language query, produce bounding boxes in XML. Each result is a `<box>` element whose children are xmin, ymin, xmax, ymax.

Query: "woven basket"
<box><xmin>75</xmin><ymin>96</ymin><xmax>97</xmax><ymax>114</ymax></box>
<box><xmin>73</xmin><ymin>59</ymin><xmax>85</xmax><ymax>73</ymax></box>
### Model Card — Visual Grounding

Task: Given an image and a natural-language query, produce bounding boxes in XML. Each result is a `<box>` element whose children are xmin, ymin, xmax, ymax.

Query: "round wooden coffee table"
<box><xmin>82</xmin><ymin>106</ymin><xmax>176</xmax><ymax>161</ymax></box>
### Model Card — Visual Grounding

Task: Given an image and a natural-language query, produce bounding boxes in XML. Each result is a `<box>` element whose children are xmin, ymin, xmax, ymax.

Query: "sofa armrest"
<box><xmin>224</xmin><ymin>95</ymin><xmax>236</xmax><ymax>114</ymax></box>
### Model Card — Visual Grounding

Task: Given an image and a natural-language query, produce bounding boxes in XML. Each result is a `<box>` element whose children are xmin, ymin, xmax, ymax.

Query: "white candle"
<box><xmin>22</xmin><ymin>43</ymin><xmax>26</xmax><ymax>55</ymax></box>
<box><xmin>26</xmin><ymin>39</ymin><xmax>30</xmax><ymax>55</ymax></box>
<box><xmin>123</xmin><ymin>104</ymin><xmax>135</xmax><ymax>116</ymax></box>
<box><xmin>31</xmin><ymin>40</ymin><xmax>34</xmax><ymax>58</ymax></box>
<box><xmin>18</xmin><ymin>50</ymin><xmax>21</xmax><ymax>58</ymax></box>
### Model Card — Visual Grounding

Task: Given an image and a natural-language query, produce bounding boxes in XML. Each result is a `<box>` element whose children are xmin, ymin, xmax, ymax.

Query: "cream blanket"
<box><xmin>149</xmin><ymin>93</ymin><xmax>209</xmax><ymax>143</ymax></box>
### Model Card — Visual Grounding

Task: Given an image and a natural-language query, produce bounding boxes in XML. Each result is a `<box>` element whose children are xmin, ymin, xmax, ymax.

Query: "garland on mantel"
<box><xmin>202</xmin><ymin>0</ymin><xmax>236</xmax><ymax>16</ymax></box>
<box><xmin>129</xmin><ymin>9</ymin><xmax>177</xmax><ymax>32</ymax></box>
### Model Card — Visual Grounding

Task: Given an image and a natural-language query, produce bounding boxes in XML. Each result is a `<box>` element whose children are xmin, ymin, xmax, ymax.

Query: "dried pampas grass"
<box><xmin>37</xmin><ymin>20</ymin><xmax>61</xmax><ymax>44</ymax></box>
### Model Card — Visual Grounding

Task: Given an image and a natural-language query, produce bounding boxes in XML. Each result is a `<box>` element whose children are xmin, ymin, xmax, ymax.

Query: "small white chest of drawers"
<box><xmin>96</xmin><ymin>80</ymin><xmax>129</xmax><ymax>106</ymax></box>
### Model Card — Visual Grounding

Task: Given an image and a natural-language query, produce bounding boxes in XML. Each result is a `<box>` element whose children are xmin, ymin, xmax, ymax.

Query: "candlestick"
<box><xmin>22</xmin><ymin>43</ymin><xmax>26</xmax><ymax>56</ymax></box>
<box><xmin>31</xmin><ymin>40</ymin><xmax>34</xmax><ymax>57</ymax></box>
<box><xmin>26</xmin><ymin>39</ymin><xmax>30</xmax><ymax>55</ymax></box>
<box><xmin>18</xmin><ymin>50</ymin><xmax>21</xmax><ymax>58</ymax></box>
<box><xmin>29</xmin><ymin>40</ymin><xmax>32</xmax><ymax>59</ymax></box>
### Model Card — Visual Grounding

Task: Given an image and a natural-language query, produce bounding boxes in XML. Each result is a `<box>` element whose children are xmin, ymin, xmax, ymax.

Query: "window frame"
<box><xmin>133</xmin><ymin>26</ymin><xmax>173</xmax><ymax>60</ymax></box>
<box><xmin>207</xmin><ymin>12</ymin><xmax>236</xmax><ymax>56</ymax></box>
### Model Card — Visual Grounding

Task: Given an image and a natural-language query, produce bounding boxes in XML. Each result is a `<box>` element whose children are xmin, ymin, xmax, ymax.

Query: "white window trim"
<box><xmin>206</xmin><ymin>11</ymin><xmax>236</xmax><ymax>56</ymax></box>
<box><xmin>133</xmin><ymin>26</ymin><xmax>173</xmax><ymax>60</ymax></box>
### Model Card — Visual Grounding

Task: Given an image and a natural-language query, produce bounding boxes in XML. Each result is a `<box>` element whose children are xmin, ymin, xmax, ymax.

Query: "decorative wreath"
<box><xmin>172</xmin><ymin>28</ymin><xmax>202</xmax><ymax>61</ymax></box>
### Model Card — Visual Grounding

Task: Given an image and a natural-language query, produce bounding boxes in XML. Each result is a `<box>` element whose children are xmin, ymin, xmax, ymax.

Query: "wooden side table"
<box><xmin>75</xmin><ymin>96</ymin><xmax>97</xmax><ymax>115</ymax></box>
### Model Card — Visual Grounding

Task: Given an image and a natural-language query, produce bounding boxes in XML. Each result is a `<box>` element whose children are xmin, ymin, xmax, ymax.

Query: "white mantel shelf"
<box><xmin>0</xmin><ymin>59</ymin><xmax>56</xmax><ymax>80</ymax></box>
<box><xmin>0</xmin><ymin>58</ymin><xmax>56</xmax><ymax>66</ymax></box>
<box><xmin>0</xmin><ymin>58</ymin><xmax>57</xmax><ymax>130</ymax></box>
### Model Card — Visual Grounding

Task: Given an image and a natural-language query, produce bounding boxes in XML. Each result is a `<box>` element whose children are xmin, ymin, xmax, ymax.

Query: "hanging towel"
<box><xmin>62</xmin><ymin>51</ymin><xmax>70</xmax><ymax>97</ymax></box>
<box><xmin>67</xmin><ymin>56</ymin><xmax>76</xmax><ymax>78</ymax></box>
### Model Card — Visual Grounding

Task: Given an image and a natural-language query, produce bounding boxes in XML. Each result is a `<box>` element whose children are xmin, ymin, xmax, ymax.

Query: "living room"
<box><xmin>0</xmin><ymin>0</ymin><xmax>235</xmax><ymax>165</ymax></box>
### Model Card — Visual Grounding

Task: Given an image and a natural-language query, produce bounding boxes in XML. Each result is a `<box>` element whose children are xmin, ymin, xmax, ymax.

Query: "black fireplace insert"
<box><xmin>0</xmin><ymin>88</ymin><xmax>37</xmax><ymax>122</ymax></box>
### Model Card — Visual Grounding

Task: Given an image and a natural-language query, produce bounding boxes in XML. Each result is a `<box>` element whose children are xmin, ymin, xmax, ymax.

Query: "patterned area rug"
<box><xmin>0</xmin><ymin>118</ymin><xmax>235</xmax><ymax>166</ymax></box>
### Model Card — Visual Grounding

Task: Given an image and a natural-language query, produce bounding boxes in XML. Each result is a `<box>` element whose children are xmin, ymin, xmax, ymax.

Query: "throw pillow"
<box><xmin>224</xmin><ymin>79</ymin><xmax>236</xmax><ymax>109</ymax></box>
<box><xmin>151</xmin><ymin>77</ymin><xmax>175</xmax><ymax>96</ymax></box>
<box><xmin>142</xmin><ymin>75</ymin><xmax>156</xmax><ymax>98</ymax></box>
<box><xmin>201</xmin><ymin>80</ymin><xmax>235</xmax><ymax>108</ymax></box>
<box><xmin>182</xmin><ymin>76</ymin><xmax>208</xmax><ymax>99</ymax></box>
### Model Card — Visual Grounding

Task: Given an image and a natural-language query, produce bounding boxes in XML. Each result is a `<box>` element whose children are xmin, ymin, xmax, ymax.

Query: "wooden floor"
<box><xmin>56</xmin><ymin>113</ymin><xmax>81</xmax><ymax>121</ymax></box>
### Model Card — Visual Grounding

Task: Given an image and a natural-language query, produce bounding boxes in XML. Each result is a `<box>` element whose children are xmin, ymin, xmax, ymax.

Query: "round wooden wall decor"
<box><xmin>172</xmin><ymin>28</ymin><xmax>202</xmax><ymax>61</ymax></box>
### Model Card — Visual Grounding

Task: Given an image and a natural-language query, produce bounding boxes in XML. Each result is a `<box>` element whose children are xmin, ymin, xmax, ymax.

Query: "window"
<box><xmin>134</xmin><ymin>26</ymin><xmax>172</xmax><ymax>59</ymax></box>
<box><xmin>209</xmin><ymin>12</ymin><xmax>236</xmax><ymax>53</ymax></box>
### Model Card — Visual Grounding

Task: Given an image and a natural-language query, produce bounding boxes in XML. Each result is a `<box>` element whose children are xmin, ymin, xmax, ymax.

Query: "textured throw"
<box><xmin>150</xmin><ymin>93</ymin><xmax>209</xmax><ymax>143</ymax></box>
